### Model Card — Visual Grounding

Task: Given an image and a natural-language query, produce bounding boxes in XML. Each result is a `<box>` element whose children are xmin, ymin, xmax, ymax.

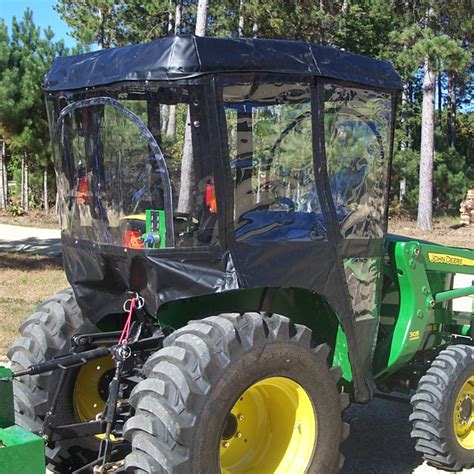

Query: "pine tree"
<box><xmin>0</xmin><ymin>10</ymin><xmax>67</xmax><ymax>212</ymax></box>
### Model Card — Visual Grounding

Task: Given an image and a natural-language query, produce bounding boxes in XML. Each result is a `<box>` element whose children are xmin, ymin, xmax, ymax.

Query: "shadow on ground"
<box><xmin>0</xmin><ymin>252</ymin><xmax>62</xmax><ymax>271</ymax></box>
<box><xmin>342</xmin><ymin>397</ymin><xmax>427</xmax><ymax>473</ymax></box>
<box><xmin>0</xmin><ymin>237</ymin><xmax>61</xmax><ymax>257</ymax></box>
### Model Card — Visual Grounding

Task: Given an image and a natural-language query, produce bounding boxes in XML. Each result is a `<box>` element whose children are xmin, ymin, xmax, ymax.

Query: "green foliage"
<box><xmin>0</xmin><ymin>9</ymin><xmax>72</xmax><ymax>208</ymax></box>
<box><xmin>9</xmin><ymin>204</ymin><xmax>25</xmax><ymax>217</ymax></box>
<box><xmin>1</xmin><ymin>1</ymin><xmax>472</xmax><ymax>217</ymax></box>
<box><xmin>54</xmin><ymin>0</ymin><xmax>173</xmax><ymax>47</ymax></box>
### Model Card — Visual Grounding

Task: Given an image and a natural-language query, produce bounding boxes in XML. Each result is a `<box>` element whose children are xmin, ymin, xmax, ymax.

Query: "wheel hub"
<box><xmin>459</xmin><ymin>397</ymin><xmax>472</xmax><ymax>423</ymax></box>
<box><xmin>222</xmin><ymin>413</ymin><xmax>239</xmax><ymax>440</ymax></box>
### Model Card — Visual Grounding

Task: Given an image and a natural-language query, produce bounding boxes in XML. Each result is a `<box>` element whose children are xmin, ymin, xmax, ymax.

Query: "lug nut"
<box><xmin>223</xmin><ymin>441</ymin><xmax>230</xmax><ymax>448</ymax></box>
<box><xmin>238</xmin><ymin>414</ymin><xmax>245</xmax><ymax>421</ymax></box>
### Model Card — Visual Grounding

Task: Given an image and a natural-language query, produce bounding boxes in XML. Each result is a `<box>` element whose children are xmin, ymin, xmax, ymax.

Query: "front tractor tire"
<box><xmin>410</xmin><ymin>345</ymin><xmax>474</xmax><ymax>471</ymax></box>
<box><xmin>124</xmin><ymin>312</ymin><xmax>349</xmax><ymax>473</ymax></box>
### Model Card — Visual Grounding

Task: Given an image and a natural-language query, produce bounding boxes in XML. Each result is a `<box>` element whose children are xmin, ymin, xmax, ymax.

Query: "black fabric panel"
<box><xmin>44</xmin><ymin>35</ymin><xmax>402</xmax><ymax>92</ymax></box>
<box><xmin>231</xmin><ymin>241</ymin><xmax>343</xmax><ymax>309</ymax></box>
<box><xmin>63</xmin><ymin>235</ymin><xmax>239</xmax><ymax>323</ymax></box>
<box><xmin>309</xmin><ymin>44</ymin><xmax>401</xmax><ymax>90</ymax></box>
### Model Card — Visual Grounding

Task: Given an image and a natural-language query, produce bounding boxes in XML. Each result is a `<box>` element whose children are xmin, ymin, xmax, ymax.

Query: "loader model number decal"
<box><xmin>428</xmin><ymin>253</ymin><xmax>474</xmax><ymax>267</ymax></box>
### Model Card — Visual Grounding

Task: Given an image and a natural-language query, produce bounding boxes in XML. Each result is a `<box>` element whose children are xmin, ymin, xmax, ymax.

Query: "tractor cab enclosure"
<box><xmin>45</xmin><ymin>35</ymin><xmax>401</xmax><ymax>401</ymax></box>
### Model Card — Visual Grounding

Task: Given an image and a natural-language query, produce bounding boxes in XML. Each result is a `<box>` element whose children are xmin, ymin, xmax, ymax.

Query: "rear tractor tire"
<box><xmin>124</xmin><ymin>312</ymin><xmax>350</xmax><ymax>473</ymax></box>
<box><xmin>7</xmin><ymin>288</ymin><xmax>114</xmax><ymax>471</ymax></box>
<box><xmin>410</xmin><ymin>345</ymin><xmax>474</xmax><ymax>471</ymax></box>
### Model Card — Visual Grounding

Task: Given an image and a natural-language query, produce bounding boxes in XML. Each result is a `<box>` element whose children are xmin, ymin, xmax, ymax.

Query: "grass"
<box><xmin>0</xmin><ymin>253</ymin><xmax>67</xmax><ymax>357</ymax></box>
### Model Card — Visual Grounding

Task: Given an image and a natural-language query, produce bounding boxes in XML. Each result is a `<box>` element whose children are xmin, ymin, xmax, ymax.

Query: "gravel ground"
<box><xmin>342</xmin><ymin>397</ymin><xmax>446</xmax><ymax>473</ymax></box>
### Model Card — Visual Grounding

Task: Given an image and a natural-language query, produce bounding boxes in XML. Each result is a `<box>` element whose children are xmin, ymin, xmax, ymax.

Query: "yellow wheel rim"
<box><xmin>220</xmin><ymin>377</ymin><xmax>317</xmax><ymax>473</ymax></box>
<box><xmin>453</xmin><ymin>375</ymin><xmax>474</xmax><ymax>450</ymax></box>
<box><xmin>74</xmin><ymin>355</ymin><xmax>115</xmax><ymax>421</ymax></box>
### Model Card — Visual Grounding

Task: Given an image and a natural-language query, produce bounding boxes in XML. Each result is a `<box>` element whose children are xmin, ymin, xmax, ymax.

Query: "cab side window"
<box><xmin>223</xmin><ymin>80</ymin><xmax>325</xmax><ymax>242</ymax></box>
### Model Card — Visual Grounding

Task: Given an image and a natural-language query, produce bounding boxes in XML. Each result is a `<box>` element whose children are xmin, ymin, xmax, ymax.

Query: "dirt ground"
<box><xmin>0</xmin><ymin>252</ymin><xmax>67</xmax><ymax>356</ymax></box>
<box><xmin>388</xmin><ymin>217</ymin><xmax>473</xmax><ymax>248</ymax></box>
<box><xmin>0</xmin><ymin>209</ymin><xmax>60</xmax><ymax>229</ymax></box>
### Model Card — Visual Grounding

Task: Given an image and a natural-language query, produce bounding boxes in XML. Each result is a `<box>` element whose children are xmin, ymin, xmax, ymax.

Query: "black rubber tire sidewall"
<box><xmin>124</xmin><ymin>313</ymin><xmax>348</xmax><ymax>474</ymax></box>
<box><xmin>411</xmin><ymin>344</ymin><xmax>474</xmax><ymax>471</ymax></box>
<box><xmin>191</xmin><ymin>341</ymin><xmax>343</xmax><ymax>473</ymax></box>
<box><xmin>8</xmin><ymin>289</ymin><xmax>100</xmax><ymax>471</ymax></box>
<box><xmin>445</xmin><ymin>363</ymin><xmax>474</xmax><ymax>463</ymax></box>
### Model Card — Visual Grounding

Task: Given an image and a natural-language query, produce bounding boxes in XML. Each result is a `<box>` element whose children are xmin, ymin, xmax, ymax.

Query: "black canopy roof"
<box><xmin>44</xmin><ymin>35</ymin><xmax>402</xmax><ymax>92</ymax></box>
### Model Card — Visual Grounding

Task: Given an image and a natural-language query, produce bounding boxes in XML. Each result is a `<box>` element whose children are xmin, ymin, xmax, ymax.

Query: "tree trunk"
<box><xmin>55</xmin><ymin>189</ymin><xmax>60</xmax><ymax>215</ymax></box>
<box><xmin>21</xmin><ymin>157</ymin><xmax>25</xmax><ymax>209</ymax></box>
<box><xmin>399</xmin><ymin>81</ymin><xmax>410</xmax><ymax>203</ymax></box>
<box><xmin>399</xmin><ymin>177</ymin><xmax>407</xmax><ymax>203</ymax></box>
<box><xmin>175</xmin><ymin>0</ymin><xmax>183</xmax><ymax>34</ymax></box>
<box><xmin>252</xmin><ymin>19</ymin><xmax>258</xmax><ymax>38</ymax></box>
<box><xmin>24</xmin><ymin>158</ymin><xmax>29</xmax><ymax>212</ymax></box>
<box><xmin>417</xmin><ymin>56</ymin><xmax>435</xmax><ymax>231</ymax></box>
<box><xmin>21</xmin><ymin>156</ymin><xmax>29</xmax><ymax>212</ymax></box>
<box><xmin>44</xmin><ymin>168</ymin><xmax>49</xmax><ymax>213</ymax></box>
<box><xmin>177</xmin><ymin>0</ymin><xmax>208</xmax><ymax>213</ymax></box>
<box><xmin>238</xmin><ymin>0</ymin><xmax>245</xmax><ymax>37</ymax></box>
<box><xmin>166</xmin><ymin>106</ymin><xmax>177</xmax><ymax>138</ymax></box>
<box><xmin>437</xmin><ymin>72</ymin><xmax>442</xmax><ymax>124</ymax></box>
<box><xmin>166</xmin><ymin>0</ymin><xmax>183</xmax><ymax>139</ymax></box>
<box><xmin>195</xmin><ymin>0</ymin><xmax>208</xmax><ymax>36</ymax></box>
<box><xmin>341</xmin><ymin>0</ymin><xmax>349</xmax><ymax>16</ymax></box>
<box><xmin>161</xmin><ymin>105</ymin><xmax>169</xmax><ymax>132</ymax></box>
<box><xmin>177</xmin><ymin>109</ymin><xmax>194</xmax><ymax>213</ymax></box>
<box><xmin>0</xmin><ymin>138</ymin><xmax>7</xmax><ymax>210</ymax></box>
<box><xmin>167</xmin><ymin>0</ymin><xmax>174</xmax><ymax>34</ymax></box>
<box><xmin>25</xmin><ymin>161</ymin><xmax>29</xmax><ymax>212</ymax></box>
<box><xmin>447</xmin><ymin>73</ymin><xmax>456</xmax><ymax>149</ymax></box>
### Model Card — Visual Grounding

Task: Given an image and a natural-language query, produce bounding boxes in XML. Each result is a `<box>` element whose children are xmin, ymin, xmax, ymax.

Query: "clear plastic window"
<box><xmin>324</xmin><ymin>85</ymin><xmax>392</xmax><ymax>238</ymax></box>
<box><xmin>223</xmin><ymin>81</ymin><xmax>325</xmax><ymax>242</ymax></box>
<box><xmin>51</xmin><ymin>87</ymin><xmax>218</xmax><ymax>248</ymax></box>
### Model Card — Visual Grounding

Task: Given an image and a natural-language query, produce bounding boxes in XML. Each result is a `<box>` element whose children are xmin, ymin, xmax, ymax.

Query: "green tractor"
<box><xmin>0</xmin><ymin>35</ymin><xmax>473</xmax><ymax>473</ymax></box>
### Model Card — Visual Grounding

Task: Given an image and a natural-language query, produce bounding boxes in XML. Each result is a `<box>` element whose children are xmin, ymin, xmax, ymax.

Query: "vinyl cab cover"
<box><xmin>44</xmin><ymin>35</ymin><xmax>402</xmax><ymax>92</ymax></box>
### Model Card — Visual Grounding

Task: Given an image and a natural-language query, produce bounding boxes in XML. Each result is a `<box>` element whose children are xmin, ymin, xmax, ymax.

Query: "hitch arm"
<box><xmin>13</xmin><ymin>347</ymin><xmax>110</xmax><ymax>377</ymax></box>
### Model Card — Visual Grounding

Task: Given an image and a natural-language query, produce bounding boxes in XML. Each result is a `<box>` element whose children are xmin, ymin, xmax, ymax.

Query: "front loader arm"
<box><xmin>375</xmin><ymin>240</ymin><xmax>473</xmax><ymax>379</ymax></box>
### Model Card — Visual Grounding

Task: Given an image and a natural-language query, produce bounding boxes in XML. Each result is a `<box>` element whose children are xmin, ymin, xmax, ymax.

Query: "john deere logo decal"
<box><xmin>428</xmin><ymin>253</ymin><xmax>474</xmax><ymax>267</ymax></box>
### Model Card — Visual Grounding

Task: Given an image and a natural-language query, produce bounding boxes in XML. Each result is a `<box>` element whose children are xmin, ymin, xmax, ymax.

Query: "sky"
<box><xmin>0</xmin><ymin>0</ymin><xmax>76</xmax><ymax>48</ymax></box>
